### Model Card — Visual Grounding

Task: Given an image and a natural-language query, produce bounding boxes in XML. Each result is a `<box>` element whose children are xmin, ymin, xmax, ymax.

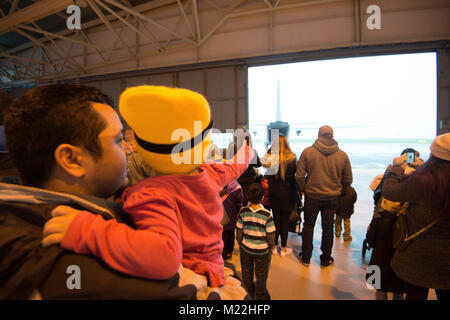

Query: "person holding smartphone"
<box><xmin>383</xmin><ymin>134</ymin><xmax>450</xmax><ymax>300</ymax></box>
<box><xmin>400</xmin><ymin>148</ymin><xmax>424</xmax><ymax>169</ymax></box>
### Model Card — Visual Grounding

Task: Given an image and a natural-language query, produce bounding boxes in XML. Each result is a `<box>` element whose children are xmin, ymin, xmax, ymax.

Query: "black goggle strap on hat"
<box><xmin>133</xmin><ymin>119</ymin><xmax>213</xmax><ymax>155</ymax></box>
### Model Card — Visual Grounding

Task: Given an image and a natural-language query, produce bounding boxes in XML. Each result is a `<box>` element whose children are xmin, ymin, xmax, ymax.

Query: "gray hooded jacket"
<box><xmin>296</xmin><ymin>137</ymin><xmax>353</xmax><ymax>200</ymax></box>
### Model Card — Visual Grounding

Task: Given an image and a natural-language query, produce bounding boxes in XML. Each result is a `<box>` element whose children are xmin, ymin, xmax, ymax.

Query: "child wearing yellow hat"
<box><xmin>43</xmin><ymin>86</ymin><xmax>254</xmax><ymax>288</ymax></box>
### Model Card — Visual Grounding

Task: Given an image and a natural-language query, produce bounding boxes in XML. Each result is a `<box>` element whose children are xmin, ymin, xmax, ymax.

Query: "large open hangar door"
<box><xmin>247</xmin><ymin>50</ymin><xmax>440</xmax><ymax>226</ymax></box>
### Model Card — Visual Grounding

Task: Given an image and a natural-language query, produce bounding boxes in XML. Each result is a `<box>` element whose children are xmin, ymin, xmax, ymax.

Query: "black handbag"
<box><xmin>288</xmin><ymin>193</ymin><xmax>303</xmax><ymax>234</ymax></box>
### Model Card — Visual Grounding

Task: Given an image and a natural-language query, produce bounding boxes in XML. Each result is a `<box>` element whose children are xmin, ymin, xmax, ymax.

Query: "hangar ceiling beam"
<box><xmin>0</xmin><ymin>0</ymin><xmax>73</xmax><ymax>34</ymax></box>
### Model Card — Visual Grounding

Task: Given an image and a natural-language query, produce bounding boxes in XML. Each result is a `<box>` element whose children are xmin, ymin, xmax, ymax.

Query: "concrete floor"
<box><xmin>228</xmin><ymin>216</ymin><xmax>437</xmax><ymax>300</ymax></box>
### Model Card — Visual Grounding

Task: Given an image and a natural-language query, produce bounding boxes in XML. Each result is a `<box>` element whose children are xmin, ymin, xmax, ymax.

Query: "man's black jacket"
<box><xmin>0</xmin><ymin>183</ymin><xmax>197</xmax><ymax>300</ymax></box>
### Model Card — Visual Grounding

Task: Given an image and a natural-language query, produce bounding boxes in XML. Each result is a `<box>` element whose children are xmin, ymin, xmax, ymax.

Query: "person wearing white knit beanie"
<box><xmin>382</xmin><ymin>132</ymin><xmax>450</xmax><ymax>300</ymax></box>
<box><xmin>430</xmin><ymin>133</ymin><xmax>450</xmax><ymax>161</ymax></box>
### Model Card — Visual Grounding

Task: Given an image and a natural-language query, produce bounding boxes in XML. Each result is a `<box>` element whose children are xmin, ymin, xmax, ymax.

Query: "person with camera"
<box><xmin>227</xmin><ymin>129</ymin><xmax>262</xmax><ymax>205</ymax></box>
<box><xmin>382</xmin><ymin>133</ymin><xmax>450</xmax><ymax>300</ymax></box>
<box><xmin>365</xmin><ymin>147</ymin><xmax>426</xmax><ymax>300</ymax></box>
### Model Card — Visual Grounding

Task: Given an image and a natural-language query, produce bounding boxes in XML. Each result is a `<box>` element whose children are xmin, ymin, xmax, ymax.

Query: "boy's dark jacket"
<box><xmin>336</xmin><ymin>186</ymin><xmax>357</xmax><ymax>219</ymax></box>
<box><xmin>366</xmin><ymin>201</ymin><xmax>406</xmax><ymax>293</ymax></box>
<box><xmin>365</xmin><ymin>210</ymin><xmax>406</xmax><ymax>293</ymax></box>
<box><xmin>364</xmin><ymin>170</ymin><xmax>405</xmax><ymax>293</ymax></box>
<box><xmin>0</xmin><ymin>183</ymin><xmax>199</xmax><ymax>300</ymax></box>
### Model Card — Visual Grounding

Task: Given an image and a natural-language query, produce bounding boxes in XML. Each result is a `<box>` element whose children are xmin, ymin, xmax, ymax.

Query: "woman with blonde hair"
<box><xmin>262</xmin><ymin>134</ymin><xmax>298</xmax><ymax>257</ymax></box>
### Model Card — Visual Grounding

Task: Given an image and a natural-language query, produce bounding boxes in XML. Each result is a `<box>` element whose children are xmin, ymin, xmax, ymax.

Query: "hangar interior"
<box><xmin>1</xmin><ymin>0</ymin><xmax>449</xmax><ymax>300</ymax></box>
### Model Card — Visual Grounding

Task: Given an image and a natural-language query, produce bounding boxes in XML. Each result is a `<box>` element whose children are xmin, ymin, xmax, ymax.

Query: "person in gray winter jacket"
<box><xmin>296</xmin><ymin>125</ymin><xmax>353</xmax><ymax>268</ymax></box>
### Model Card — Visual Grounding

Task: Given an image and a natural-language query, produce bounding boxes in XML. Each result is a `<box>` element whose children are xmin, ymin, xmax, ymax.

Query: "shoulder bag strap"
<box><xmin>404</xmin><ymin>219</ymin><xmax>440</xmax><ymax>242</ymax></box>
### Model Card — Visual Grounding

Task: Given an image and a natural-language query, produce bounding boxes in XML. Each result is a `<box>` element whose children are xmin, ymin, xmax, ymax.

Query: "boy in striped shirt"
<box><xmin>236</xmin><ymin>183</ymin><xmax>276</xmax><ymax>300</ymax></box>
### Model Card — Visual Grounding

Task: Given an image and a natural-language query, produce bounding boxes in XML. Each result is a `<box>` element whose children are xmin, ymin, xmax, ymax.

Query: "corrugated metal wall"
<box><xmin>83</xmin><ymin>65</ymin><xmax>247</xmax><ymax>131</ymax></box>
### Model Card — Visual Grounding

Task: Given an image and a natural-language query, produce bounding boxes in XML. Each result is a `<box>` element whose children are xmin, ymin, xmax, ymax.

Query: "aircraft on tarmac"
<box><xmin>247</xmin><ymin>77</ymin><xmax>371</xmax><ymax>149</ymax></box>
<box><xmin>211</xmin><ymin>76</ymin><xmax>372</xmax><ymax>150</ymax></box>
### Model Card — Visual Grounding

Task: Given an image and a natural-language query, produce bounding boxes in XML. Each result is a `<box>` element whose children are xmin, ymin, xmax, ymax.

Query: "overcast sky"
<box><xmin>248</xmin><ymin>52</ymin><xmax>437</xmax><ymax>140</ymax></box>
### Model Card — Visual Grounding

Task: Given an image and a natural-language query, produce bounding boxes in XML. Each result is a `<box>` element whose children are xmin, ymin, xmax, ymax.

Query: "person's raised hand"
<box><xmin>393</xmin><ymin>154</ymin><xmax>407</xmax><ymax>167</ymax></box>
<box><xmin>404</xmin><ymin>166</ymin><xmax>416</xmax><ymax>176</ymax></box>
<box><xmin>411</xmin><ymin>156</ymin><xmax>424</xmax><ymax>168</ymax></box>
<box><xmin>234</xmin><ymin>128</ymin><xmax>246</xmax><ymax>148</ymax></box>
<box><xmin>42</xmin><ymin>205</ymin><xmax>81</xmax><ymax>247</ymax></box>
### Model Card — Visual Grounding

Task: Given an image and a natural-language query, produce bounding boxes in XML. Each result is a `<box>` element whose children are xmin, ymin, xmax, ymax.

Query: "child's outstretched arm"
<box><xmin>42</xmin><ymin>192</ymin><xmax>182</xmax><ymax>280</ymax></box>
<box><xmin>205</xmin><ymin>143</ymin><xmax>255</xmax><ymax>188</ymax></box>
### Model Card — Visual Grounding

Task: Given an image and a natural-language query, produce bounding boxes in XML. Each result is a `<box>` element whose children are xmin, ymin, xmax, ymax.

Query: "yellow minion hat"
<box><xmin>119</xmin><ymin>85</ymin><xmax>212</xmax><ymax>174</ymax></box>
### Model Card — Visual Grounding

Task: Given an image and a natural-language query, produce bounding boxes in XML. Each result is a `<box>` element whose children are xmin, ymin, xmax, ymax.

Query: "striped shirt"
<box><xmin>236</xmin><ymin>206</ymin><xmax>276</xmax><ymax>255</ymax></box>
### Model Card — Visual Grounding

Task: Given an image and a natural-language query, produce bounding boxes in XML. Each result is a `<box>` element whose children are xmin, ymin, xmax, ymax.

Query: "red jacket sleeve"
<box><xmin>204</xmin><ymin>145</ymin><xmax>254</xmax><ymax>189</ymax></box>
<box><xmin>61</xmin><ymin>189</ymin><xmax>182</xmax><ymax>280</ymax></box>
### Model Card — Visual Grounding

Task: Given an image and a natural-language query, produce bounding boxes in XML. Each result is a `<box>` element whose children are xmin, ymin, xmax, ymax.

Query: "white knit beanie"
<box><xmin>430</xmin><ymin>133</ymin><xmax>450</xmax><ymax>161</ymax></box>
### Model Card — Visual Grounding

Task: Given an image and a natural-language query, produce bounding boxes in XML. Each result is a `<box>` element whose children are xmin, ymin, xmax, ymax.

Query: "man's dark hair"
<box><xmin>246</xmin><ymin>183</ymin><xmax>264</xmax><ymax>205</ymax></box>
<box><xmin>0</xmin><ymin>90</ymin><xmax>13</xmax><ymax>125</ymax></box>
<box><xmin>4</xmin><ymin>84</ymin><xmax>113</xmax><ymax>187</ymax></box>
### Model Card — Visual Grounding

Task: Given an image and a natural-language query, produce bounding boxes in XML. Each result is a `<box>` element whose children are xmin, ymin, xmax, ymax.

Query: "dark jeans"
<box><xmin>301</xmin><ymin>196</ymin><xmax>338</xmax><ymax>262</ymax></box>
<box><xmin>272</xmin><ymin>207</ymin><xmax>290</xmax><ymax>247</ymax></box>
<box><xmin>404</xmin><ymin>281</ymin><xmax>450</xmax><ymax>300</ymax></box>
<box><xmin>239</xmin><ymin>248</ymin><xmax>271</xmax><ymax>300</ymax></box>
<box><xmin>222</xmin><ymin>229</ymin><xmax>235</xmax><ymax>258</ymax></box>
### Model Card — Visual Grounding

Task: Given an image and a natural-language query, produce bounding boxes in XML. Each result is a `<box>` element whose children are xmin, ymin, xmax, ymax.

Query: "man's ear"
<box><xmin>54</xmin><ymin>144</ymin><xmax>86</xmax><ymax>178</ymax></box>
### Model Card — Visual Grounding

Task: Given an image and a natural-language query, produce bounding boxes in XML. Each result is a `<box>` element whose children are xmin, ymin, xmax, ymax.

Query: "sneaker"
<box><xmin>343</xmin><ymin>235</ymin><xmax>352</xmax><ymax>242</ymax></box>
<box><xmin>272</xmin><ymin>247</ymin><xmax>278</xmax><ymax>255</ymax></box>
<box><xmin>320</xmin><ymin>257</ymin><xmax>334</xmax><ymax>269</ymax></box>
<box><xmin>280</xmin><ymin>247</ymin><xmax>292</xmax><ymax>258</ymax></box>
<box><xmin>298</xmin><ymin>252</ymin><xmax>310</xmax><ymax>266</ymax></box>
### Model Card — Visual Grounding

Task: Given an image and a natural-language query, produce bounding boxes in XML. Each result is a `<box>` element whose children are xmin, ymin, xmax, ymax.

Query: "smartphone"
<box><xmin>406</xmin><ymin>151</ymin><xmax>415</xmax><ymax>164</ymax></box>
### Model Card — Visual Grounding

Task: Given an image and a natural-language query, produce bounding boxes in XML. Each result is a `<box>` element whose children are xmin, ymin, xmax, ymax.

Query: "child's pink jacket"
<box><xmin>61</xmin><ymin>145</ymin><xmax>254</xmax><ymax>287</ymax></box>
